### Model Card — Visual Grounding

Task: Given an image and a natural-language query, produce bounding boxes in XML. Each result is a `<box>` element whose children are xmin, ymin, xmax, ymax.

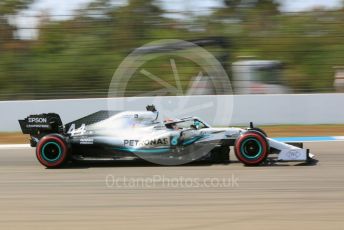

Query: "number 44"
<box><xmin>67</xmin><ymin>124</ymin><xmax>86</xmax><ymax>135</ymax></box>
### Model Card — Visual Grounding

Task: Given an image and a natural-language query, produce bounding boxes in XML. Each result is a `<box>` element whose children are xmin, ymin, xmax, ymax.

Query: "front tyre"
<box><xmin>234</xmin><ymin>131</ymin><xmax>269</xmax><ymax>166</ymax></box>
<box><xmin>36</xmin><ymin>135</ymin><xmax>69</xmax><ymax>168</ymax></box>
<box><xmin>247</xmin><ymin>127</ymin><xmax>267</xmax><ymax>137</ymax></box>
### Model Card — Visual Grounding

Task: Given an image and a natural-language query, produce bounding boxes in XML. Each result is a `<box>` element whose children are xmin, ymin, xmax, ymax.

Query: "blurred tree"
<box><xmin>18</xmin><ymin>0</ymin><xmax>174</xmax><ymax>99</ymax></box>
<box><xmin>0</xmin><ymin>0</ymin><xmax>34</xmax><ymax>49</ymax></box>
<box><xmin>0</xmin><ymin>0</ymin><xmax>34</xmax><ymax>99</ymax></box>
<box><xmin>0</xmin><ymin>0</ymin><xmax>343</xmax><ymax>99</ymax></box>
<box><xmin>115</xmin><ymin>0</ymin><xmax>164</xmax><ymax>47</ymax></box>
<box><xmin>0</xmin><ymin>0</ymin><xmax>33</xmax><ymax>14</ymax></box>
<box><xmin>216</xmin><ymin>0</ymin><xmax>280</xmax><ymax>23</ymax></box>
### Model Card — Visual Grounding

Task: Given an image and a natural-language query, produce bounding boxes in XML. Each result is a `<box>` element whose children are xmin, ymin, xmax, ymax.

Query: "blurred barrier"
<box><xmin>1</xmin><ymin>93</ymin><xmax>344</xmax><ymax>132</ymax></box>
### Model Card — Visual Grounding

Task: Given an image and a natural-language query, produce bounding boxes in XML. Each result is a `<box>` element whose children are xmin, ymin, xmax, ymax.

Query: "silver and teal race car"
<box><xmin>19</xmin><ymin>105</ymin><xmax>314</xmax><ymax>168</ymax></box>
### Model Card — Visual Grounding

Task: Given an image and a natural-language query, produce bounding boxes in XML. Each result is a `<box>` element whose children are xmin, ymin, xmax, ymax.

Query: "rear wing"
<box><xmin>18</xmin><ymin>113</ymin><xmax>64</xmax><ymax>136</ymax></box>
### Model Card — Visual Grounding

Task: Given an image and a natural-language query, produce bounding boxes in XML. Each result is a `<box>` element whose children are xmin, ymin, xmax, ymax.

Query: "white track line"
<box><xmin>0</xmin><ymin>144</ymin><xmax>31</xmax><ymax>149</ymax></box>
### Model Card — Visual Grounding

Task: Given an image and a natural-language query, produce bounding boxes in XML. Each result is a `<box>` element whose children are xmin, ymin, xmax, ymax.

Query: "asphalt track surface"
<box><xmin>0</xmin><ymin>142</ymin><xmax>343</xmax><ymax>230</ymax></box>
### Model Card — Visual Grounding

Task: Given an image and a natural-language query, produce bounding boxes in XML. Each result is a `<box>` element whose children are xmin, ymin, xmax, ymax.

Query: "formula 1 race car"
<box><xmin>19</xmin><ymin>105</ymin><xmax>314</xmax><ymax>168</ymax></box>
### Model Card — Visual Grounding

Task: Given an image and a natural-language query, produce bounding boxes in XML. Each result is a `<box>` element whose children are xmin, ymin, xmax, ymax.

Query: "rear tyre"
<box><xmin>36</xmin><ymin>134</ymin><xmax>69</xmax><ymax>168</ymax></box>
<box><xmin>210</xmin><ymin>146</ymin><xmax>230</xmax><ymax>164</ymax></box>
<box><xmin>234</xmin><ymin>131</ymin><xmax>269</xmax><ymax>166</ymax></box>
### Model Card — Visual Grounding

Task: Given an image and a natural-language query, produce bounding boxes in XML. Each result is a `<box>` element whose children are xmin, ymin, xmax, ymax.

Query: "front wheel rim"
<box><xmin>240</xmin><ymin>138</ymin><xmax>263</xmax><ymax>159</ymax></box>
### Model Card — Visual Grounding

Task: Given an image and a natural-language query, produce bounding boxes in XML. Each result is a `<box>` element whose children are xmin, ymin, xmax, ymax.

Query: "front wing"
<box><xmin>268</xmin><ymin>138</ymin><xmax>314</xmax><ymax>162</ymax></box>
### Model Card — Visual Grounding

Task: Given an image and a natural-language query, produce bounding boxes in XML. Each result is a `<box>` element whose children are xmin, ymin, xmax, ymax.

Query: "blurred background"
<box><xmin>0</xmin><ymin>0</ymin><xmax>344</xmax><ymax>100</ymax></box>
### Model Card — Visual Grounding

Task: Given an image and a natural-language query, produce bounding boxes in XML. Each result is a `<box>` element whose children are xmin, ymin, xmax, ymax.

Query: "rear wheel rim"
<box><xmin>41</xmin><ymin>142</ymin><xmax>62</xmax><ymax>162</ymax></box>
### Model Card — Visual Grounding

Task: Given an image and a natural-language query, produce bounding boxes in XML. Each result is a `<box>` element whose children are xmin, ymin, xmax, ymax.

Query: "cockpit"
<box><xmin>164</xmin><ymin>117</ymin><xmax>209</xmax><ymax>130</ymax></box>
